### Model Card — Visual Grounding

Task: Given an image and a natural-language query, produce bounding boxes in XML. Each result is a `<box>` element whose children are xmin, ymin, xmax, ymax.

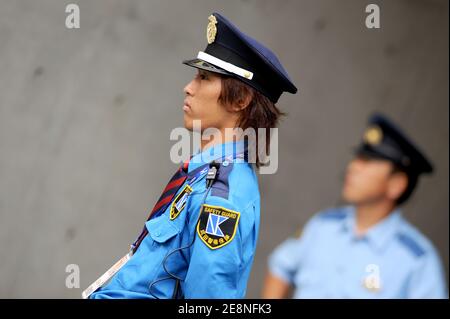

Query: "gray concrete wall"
<box><xmin>0</xmin><ymin>0</ymin><xmax>448</xmax><ymax>298</ymax></box>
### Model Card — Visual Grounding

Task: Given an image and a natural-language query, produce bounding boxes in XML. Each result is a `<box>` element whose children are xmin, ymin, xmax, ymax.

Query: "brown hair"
<box><xmin>218</xmin><ymin>76</ymin><xmax>285</xmax><ymax>167</ymax></box>
<box><xmin>391</xmin><ymin>165</ymin><xmax>419</xmax><ymax>206</ymax></box>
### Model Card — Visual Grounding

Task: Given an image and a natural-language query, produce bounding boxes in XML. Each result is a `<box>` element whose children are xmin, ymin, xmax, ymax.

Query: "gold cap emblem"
<box><xmin>206</xmin><ymin>15</ymin><xmax>218</xmax><ymax>44</ymax></box>
<box><xmin>363</xmin><ymin>125</ymin><xmax>383</xmax><ymax>145</ymax></box>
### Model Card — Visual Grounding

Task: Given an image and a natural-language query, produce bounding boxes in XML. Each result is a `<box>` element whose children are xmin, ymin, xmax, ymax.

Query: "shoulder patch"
<box><xmin>170</xmin><ymin>184</ymin><xmax>192</xmax><ymax>220</ymax></box>
<box><xmin>197</xmin><ymin>204</ymin><xmax>240</xmax><ymax>249</ymax></box>
<box><xmin>396</xmin><ymin>233</ymin><xmax>426</xmax><ymax>257</ymax></box>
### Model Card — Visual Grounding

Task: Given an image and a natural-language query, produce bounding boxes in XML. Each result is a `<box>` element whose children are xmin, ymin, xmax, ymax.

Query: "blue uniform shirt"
<box><xmin>90</xmin><ymin>140</ymin><xmax>260</xmax><ymax>299</ymax></box>
<box><xmin>269</xmin><ymin>206</ymin><xmax>447</xmax><ymax>298</ymax></box>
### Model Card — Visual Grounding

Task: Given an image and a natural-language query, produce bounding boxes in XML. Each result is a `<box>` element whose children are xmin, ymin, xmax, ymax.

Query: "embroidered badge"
<box><xmin>197</xmin><ymin>204</ymin><xmax>240</xmax><ymax>249</ymax></box>
<box><xmin>206</xmin><ymin>14</ymin><xmax>218</xmax><ymax>44</ymax></box>
<box><xmin>170</xmin><ymin>185</ymin><xmax>192</xmax><ymax>220</ymax></box>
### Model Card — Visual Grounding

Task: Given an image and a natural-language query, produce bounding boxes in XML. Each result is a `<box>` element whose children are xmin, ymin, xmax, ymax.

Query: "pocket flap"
<box><xmin>145</xmin><ymin>216</ymin><xmax>179</xmax><ymax>243</ymax></box>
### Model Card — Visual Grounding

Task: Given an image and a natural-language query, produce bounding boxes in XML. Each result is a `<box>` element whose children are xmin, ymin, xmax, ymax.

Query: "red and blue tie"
<box><xmin>131</xmin><ymin>160</ymin><xmax>190</xmax><ymax>253</ymax></box>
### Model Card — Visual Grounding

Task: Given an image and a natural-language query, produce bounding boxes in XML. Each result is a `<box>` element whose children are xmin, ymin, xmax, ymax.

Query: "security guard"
<box><xmin>263</xmin><ymin>114</ymin><xmax>447</xmax><ymax>298</ymax></box>
<box><xmin>85</xmin><ymin>12</ymin><xmax>297</xmax><ymax>299</ymax></box>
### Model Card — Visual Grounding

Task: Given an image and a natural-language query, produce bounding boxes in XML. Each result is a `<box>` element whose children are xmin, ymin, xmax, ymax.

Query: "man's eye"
<box><xmin>199</xmin><ymin>73</ymin><xmax>208</xmax><ymax>80</ymax></box>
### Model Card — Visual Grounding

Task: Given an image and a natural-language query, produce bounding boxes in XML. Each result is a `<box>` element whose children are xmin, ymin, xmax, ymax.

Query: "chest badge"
<box><xmin>197</xmin><ymin>204</ymin><xmax>240</xmax><ymax>249</ymax></box>
<box><xmin>363</xmin><ymin>264</ymin><xmax>382</xmax><ymax>293</ymax></box>
<box><xmin>170</xmin><ymin>184</ymin><xmax>193</xmax><ymax>220</ymax></box>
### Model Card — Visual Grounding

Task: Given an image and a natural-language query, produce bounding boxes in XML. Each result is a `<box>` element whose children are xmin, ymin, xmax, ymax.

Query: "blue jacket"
<box><xmin>90</xmin><ymin>141</ymin><xmax>260</xmax><ymax>298</ymax></box>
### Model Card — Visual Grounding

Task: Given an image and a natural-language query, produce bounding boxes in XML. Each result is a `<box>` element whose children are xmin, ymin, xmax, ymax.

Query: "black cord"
<box><xmin>148</xmin><ymin>161</ymin><xmax>219</xmax><ymax>299</ymax></box>
<box><xmin>161</xmin><ymin>187</ymin><xmax>212</xmax><ymax>277</ymax></box>
<box><xmin>148</xmin><ymin>276</ymin><xmax>177</xmax><ymax>299</ymax></box>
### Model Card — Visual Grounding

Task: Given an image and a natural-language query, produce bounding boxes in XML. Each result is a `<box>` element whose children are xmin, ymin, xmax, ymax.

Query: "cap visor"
<box><xmin>354</xmin><ymin>145</ymin><xmax>396</xmax><ymax>163</ymax></box>
<box><xmin>182</xmin><ymin>58</ymin><xmax>231</xmax><ymax>76</ymax></box>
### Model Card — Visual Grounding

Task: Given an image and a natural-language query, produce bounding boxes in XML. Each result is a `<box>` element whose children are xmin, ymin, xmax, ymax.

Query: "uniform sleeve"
<box><xmin>183</xmin><ymin>195</ymin><xmax>252</xmax><ymax>298</ymax></box>
<box><xmin>268</xmin><ymin>214</ymin><xmax>320</xmax><ymax>284</ymax></box>
<box><xmin>406</xmin><ymin>247</ymin><xmax>448</xmax><ymax>299</ymax></box>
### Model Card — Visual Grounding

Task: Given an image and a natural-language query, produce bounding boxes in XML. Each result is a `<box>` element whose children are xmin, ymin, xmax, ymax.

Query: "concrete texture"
<box><xmin>0</xmin><ymin>0</ymin><xmax>448</xmax><ymax>298</ymax></box>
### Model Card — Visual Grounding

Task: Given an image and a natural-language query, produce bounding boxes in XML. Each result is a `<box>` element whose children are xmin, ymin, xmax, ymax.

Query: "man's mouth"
<box><xmin>183</xmin><ymin>100</ymin><xmax>191</xmax><ymax>112</ymax></box>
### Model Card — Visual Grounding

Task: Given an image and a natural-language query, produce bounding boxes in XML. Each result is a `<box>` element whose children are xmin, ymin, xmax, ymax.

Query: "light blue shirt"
<box><xmin>269</xmin><ymin>206</ymin><xmax>447</xmax><ymax>298</ymax></box>
<box><xmin>90</xmin><ymin>140</ymin><xmax>260</xmax><ymax>299</ymax></box>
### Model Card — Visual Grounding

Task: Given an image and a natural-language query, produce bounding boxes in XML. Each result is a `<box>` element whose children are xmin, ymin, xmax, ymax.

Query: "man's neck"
<box><xmin>354</xmin><ymin>200</ymin><xmax>396</xmax><ymax>236</ymax></box>
<box><xmin>200</xmin><ymin>127</ymin><xmax>240</xmax><ymax>151</ymax></box>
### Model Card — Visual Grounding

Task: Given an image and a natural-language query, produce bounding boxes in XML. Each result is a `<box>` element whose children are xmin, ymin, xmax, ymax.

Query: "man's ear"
<box><xmin>387</xmin><ymin>172</ymin><xmax>408</xmax><ymax>202</ymax></box>
<box><xmin>231</xmin><ymin>93</ymin><xmax>252</xmax><ymax>112</ymax></box>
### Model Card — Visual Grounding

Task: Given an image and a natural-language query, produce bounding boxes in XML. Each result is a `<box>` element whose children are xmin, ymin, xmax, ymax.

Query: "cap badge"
<box><xmin>364</xmin><ymin>125</ymin><xmax>383</xmax><ymax>145</ymax></box>
<box><xmin>206</xmin><ymin>15</ymin><xmax>218</xmax><ymax>44</ymax></box>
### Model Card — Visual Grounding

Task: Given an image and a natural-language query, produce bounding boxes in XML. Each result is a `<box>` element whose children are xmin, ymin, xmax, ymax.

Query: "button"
<box><xmin>222</xmin><ymin>161</ymin><xmax>229</xmax><ymax>167</ymax></box>
<box><xmin>155</xmin><ymin>231</ymin><xmax>161</xmax><ymax>237</ymax></box>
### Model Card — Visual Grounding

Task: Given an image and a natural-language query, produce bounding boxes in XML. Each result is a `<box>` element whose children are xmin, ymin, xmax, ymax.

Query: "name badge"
<box><xmin>170</xmin><ymin>184</ymin><xmax>193</xmax><ymax>220</ymax></box>
<box><xmin>81</xmin><ymin>251</ymin><xmax>133</xmax><ymax>299</ymax></box>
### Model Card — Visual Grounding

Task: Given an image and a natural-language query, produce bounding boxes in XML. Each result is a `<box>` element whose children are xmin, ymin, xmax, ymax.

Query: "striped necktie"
<box><xmin>131</xmin><ymin>160</ymin><xmax>190</xmax><ymax>253</ymax></box>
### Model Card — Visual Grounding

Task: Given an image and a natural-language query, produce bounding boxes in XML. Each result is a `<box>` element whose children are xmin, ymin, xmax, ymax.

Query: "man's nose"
<box><xmin>183</xmin><ymin>78</ymin><xmax>195</xmax><ymax>96</ymax></box>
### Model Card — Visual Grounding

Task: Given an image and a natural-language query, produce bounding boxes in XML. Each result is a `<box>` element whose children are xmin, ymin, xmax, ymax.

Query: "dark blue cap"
<box><xmin>183</xmin><ymin>12</ymin><xmax>298</xmax><ymax>103</ymax></box>
<box><xmin>356</xmin><ymin>113</ymin><xmax>433</xmax><ymax>175</ymax></box>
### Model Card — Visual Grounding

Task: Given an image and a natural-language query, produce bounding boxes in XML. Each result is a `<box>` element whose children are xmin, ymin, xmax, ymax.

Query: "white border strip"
<box><xmin>197</xmin><ymin>51</ymin><xmax>253</xmax><ymax>80</ymax></box>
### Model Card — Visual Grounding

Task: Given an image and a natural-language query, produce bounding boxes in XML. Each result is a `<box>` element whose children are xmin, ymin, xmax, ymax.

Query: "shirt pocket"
<box><xmin>145</xmin><ymin>215</ymin><xmax>180</xmax><ymax>244</ymax></box>
<box><xmin>294</xmin><ymin>264</ymin><xmax>326</xmax><ymax>297</ymax></box>
<box><xmin>113</xmin><ymin>216</ymin><xmax>181</xmax><ymax>292</ymax></box>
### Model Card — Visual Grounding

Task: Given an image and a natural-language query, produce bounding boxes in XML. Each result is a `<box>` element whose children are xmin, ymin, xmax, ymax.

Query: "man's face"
<box><xmin>183</xmin><ymin>69</ymin><xmax>231</xmax><ymax>131</ymax></box>
<box><xmin>342</xmin><ymin>154</ymin><xmax>395</xmax><ymax>205</ymax></box>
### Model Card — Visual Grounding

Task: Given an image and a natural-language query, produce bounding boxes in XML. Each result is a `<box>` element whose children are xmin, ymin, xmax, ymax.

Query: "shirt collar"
<box><xmin>342</xmin><ymin>206</ymin><xmax>403</xmax><ymax>252</ymax></box>
<box><xmin>365</xmin><ymin>209</ymin><xmax>403</xmax><ymax>251</ymax></box>
<box><xmin>341</xmin><ymin>206</ymin><xmax>356</xmax><ymax>233</ymax></box>
<box><xmin>188</xmin><ymin>140</ymin><xmax>247</xmax><ymax>172</ymax></box>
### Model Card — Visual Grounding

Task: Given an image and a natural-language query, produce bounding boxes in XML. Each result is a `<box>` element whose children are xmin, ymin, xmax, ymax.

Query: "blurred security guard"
<box><xmin>263</xmin><ymin>114</ymin><xmax>447</xmax><ymax>299</ymax></box>
<box><xmin>84</xmin><ymin>12</ymin><xmax>297</xmax><ymax>299</ymax></box>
